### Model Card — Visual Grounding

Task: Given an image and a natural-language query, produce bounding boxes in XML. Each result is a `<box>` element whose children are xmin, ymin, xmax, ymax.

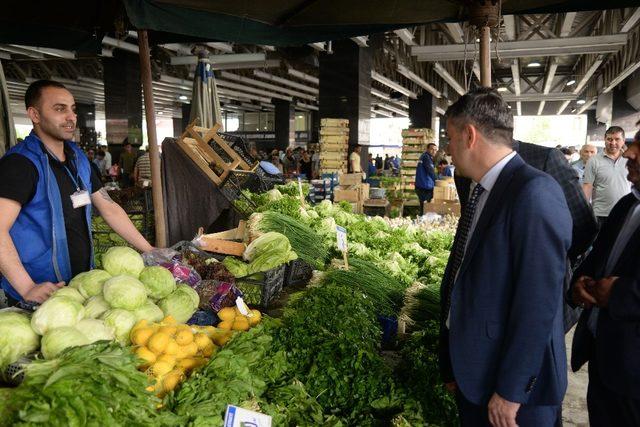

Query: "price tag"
<box><xmin>235</xmin><ymin>297</ymin><xmax>250</xmax><ymax>316</ymax></box>
<box><xmin>336</xmin><ymin>226</ymin><xmax>348</xmax><ymax>252</ymax></box>
<box><xmin>224</xmin><ymin>405</ymin><xmax>272</xmax><ymax>427</ymax></box>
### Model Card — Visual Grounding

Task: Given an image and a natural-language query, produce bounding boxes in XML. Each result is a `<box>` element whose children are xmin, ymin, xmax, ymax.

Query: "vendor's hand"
<box><xmin>572</xmin><ymin>276</ymin><xmax>597</xmax><ymax>309</ymax></box>
<box><xmin>444</xmin><ymin>382</ymin><xmax>457</xmax><ymax>394</ymax></box>
<box><xmin>23</xmin><ymin>281</ymin><xmax>65</xmax><ymax>303</ymax></box>
<box><xmin>588</xmin><ymin>276</ymin><xmax>618</xmax><ymax>308</ymax></box>
<box><xmin>488</xmin><ymin>393</ymin><xmax>520</xmax><ymax>427</ymax></box>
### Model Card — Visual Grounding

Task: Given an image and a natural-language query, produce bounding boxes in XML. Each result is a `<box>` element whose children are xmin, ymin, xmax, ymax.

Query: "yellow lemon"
<box><xmin>135</xmin><ymin>346</ymin><xmax>156</xmax><ymax>368</ymax></box>
<box><xmin>164</xmin><ymin>338</ymin><xmax>180</xmax><ymax>356</ymax></box>
<box><xmin>247</xmin><ymin>310</ymin><xmax>262</xmax><ymax>327</ymax></box>
<box><xmin>150</xmin><ymin>360</ymin><xmax>173</xmax><ymax>377</ymax></box>
<box><xmin>147</xmin><ymin>332</ymin><xmax>170</xmax><ymax>355</ymax></box>
<box><xmin>193</xmin><ymin>333</ymin><xmax>212</xmax><ymax>350</ymax></box>
<box><xmin>175</xmin><ymin>329</ymin><xmax>194</xmax><ymax>346</ymax></box>
<box><xmin>232</xmin><ymin>317</ymin><xmax>250</xmax><ymax>332</ymax></box>
<box><xmin>217</xmin><ymin>320</ymin><xmax>233</xmax><ymax>331</ymax></box>
<box><xmin>162</xmin><ymin>315</ymin><xmax>177</xmax><ymax>325</ymax></box>
<box><xmin>131</xmin><ymin>327</ymin><xmax>155</xmax><ymax>347</ymax></box>
<box><xmin>217</xmin><ymin>307</ymin><xmax>236</xmax><ymax>322</ymax></box>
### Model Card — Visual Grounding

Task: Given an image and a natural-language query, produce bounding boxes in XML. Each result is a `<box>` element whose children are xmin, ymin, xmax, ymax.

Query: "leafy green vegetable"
<box><xmin>157</xmin><ymin>286</ymin><xmax>198</xmax><ymax>323</ymax></box>
<box><xmin>102</xmin><ymin>246</ymin><xmax>145</xmax><ymax>278</ymax></box>
<box><xmin>40</xmin><ymin>326</ymin><xmax>90</xmax><ymax>359</ymax></box>
<box><xmin>31</xmin><ymin>296</ymin><xmax>85</xmax><ymax>335</ymax></box>
<box><xmin>103</xmin><ymin>275</ymin><xmax>148</xmax><ymax>310</ymax></box>
<box><xmin>0</xmin><ymin>311</ymin><xmax>39</xmax><ymax>369</ymax></box>
<box><xmin>138</xmin><ymin>266</ymin><xmax>176</xmax><ymax>300</ymax></box>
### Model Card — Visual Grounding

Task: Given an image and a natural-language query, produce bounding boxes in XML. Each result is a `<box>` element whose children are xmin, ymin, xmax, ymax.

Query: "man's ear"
<box><xmin>26</xmin><ymin>106</ymin><xmax>40</xmax><ymax>124</ymax></box>
<box><xmin>464</xmin><ymin>123</ymin><xmax>479</xmax><ymax>149</ymax></box>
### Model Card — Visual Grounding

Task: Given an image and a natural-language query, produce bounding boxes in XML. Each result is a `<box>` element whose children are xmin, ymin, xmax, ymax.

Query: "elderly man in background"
<box><xmin>572</xmin><ymin>144</ymin><xmax>597</xmax><ymax>184</ymax></box>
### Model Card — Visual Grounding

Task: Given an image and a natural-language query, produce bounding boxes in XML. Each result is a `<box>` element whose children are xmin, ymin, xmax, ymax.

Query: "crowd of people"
<box><xmin>82</xmin><ymin>139</ymin><xmax>152</xmax><ymax>189</ymax></box>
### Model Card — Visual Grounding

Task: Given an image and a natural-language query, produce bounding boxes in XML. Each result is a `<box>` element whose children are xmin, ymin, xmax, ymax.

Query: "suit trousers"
<box><xmin>456</xmin><ymin>391</ymin><xmax>560</xmax><ymax>427</ymax></box>
<box><xmin>587</xmin><ymin>358</ymin><xmax>640</xmax><ymax>427</ymax></box>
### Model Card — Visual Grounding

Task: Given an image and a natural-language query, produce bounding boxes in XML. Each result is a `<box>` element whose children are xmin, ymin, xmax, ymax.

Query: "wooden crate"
<box><xmin>320</xmin><ymin>134</ymin><xmax>349</xmax><ymax>143</ymax></box>
<box><xmin>321</xmin><ymin>118</ymin><xmax>349</xmax><ymax>127</ymax></box>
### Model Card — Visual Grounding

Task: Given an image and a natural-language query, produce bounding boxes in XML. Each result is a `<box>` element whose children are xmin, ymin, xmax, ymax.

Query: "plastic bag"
<box><xmin>195</xmin><ymin>280</ymin><xmax>243</xmax><ymax>313</ymax></box>
<box><xmin>142</xmin><ymin>244</ymin><xmax>202</xmax><ymax>287</ymax></box>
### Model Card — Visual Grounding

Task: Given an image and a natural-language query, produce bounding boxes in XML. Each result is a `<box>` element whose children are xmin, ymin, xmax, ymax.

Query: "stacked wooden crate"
<box><xmin>400</xmin><ymin>128</ymin><xmax>435</xmax><ymax>201</ymax></box>
<box><xmin>319</xmin><ymin>118</ymin><xmax>349</xmax><ymax>175</ymax></box>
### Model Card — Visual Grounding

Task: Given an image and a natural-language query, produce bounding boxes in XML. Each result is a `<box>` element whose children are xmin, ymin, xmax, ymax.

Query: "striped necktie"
<box><xmin>443</xmin><ymin>183</ymin><xmax>485</xmax><ymax>318</ymax></box>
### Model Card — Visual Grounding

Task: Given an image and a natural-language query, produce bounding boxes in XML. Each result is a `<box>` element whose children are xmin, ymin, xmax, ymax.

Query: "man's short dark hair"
<box><xmin>25</xmin><ymin>79</ymin><xmax>67</xmax><ymax>109</ymax></box>
<box><xmin>427</xmin><ymin>143</ymin><xmax>438</xmax><ymax>150</ymax></box>
<box><xmin>605</xmin><ymin>126</ymin><xmax>625</xmax><ymax>139</ymax></box>
<box><xmin>438</xmin><ymin>159</ymin><xmax>449</xmax><ymax>166</ymax></box>
<box><xmin>445</xmin><ymin>87</ymin><xmax>514</xmax><ymax>146</ymax></box>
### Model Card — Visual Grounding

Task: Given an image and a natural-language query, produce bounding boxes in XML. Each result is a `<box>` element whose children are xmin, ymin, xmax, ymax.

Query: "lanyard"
<box><xmin>43</xmin><ymin>144</ymin><xmax>84</xmax><ymax>192</ymax></box>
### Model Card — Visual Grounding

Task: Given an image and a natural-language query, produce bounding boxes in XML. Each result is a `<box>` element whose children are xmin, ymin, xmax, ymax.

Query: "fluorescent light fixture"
<box><xmin>178</xmin><ymin>95</ymin><xmax>188</xmax><ymax>100</ymax></box>
<box><xmin>497</xmin><ymin>87</ymin><xmax>509</xmax><ymax>92</ymax></box>
<box><xmin>566</xmin><ymin>79</ymin><xmax>576</xmax><ymax>86</ymax></box>
<box><xmin>371</xmin><ymin>71</ymin><xmax>417</xmax><ymax>99</ymax></box>
<box><xmin>527</xmin><ymin>62</ymin><xmax>542</xmax><ymax>67</ymax></box>
<box><xmin>158</xmin><ymin>111</ymin><xmax>163</xmax><ymax>115</ymax></box>
<box><xmin>576</xmin><ymin>99</ymin><xmax>586</xmax><ymax>104</ymax></box>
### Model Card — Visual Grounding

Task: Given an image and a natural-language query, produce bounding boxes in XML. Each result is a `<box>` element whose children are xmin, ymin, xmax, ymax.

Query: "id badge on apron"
<box><xmin>70</xmin><ymin>190</ymin><xmax>91</xmax><ymax>208</ymax></box>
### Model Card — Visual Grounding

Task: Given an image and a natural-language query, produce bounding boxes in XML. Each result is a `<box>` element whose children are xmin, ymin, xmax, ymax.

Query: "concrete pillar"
<box><xmin>319</xmin><ymin>37</ymin><xmax>376</xmax><ymax>168</ymax></box>
<box><xmin>409</xmin><ymin>93</ymin><xmax>434</xmax><ymax>129</ymax></box>
<box><xmin>103</xmin><ymin>51</ymin><xmax>143</xmax><ymax>150</ymax></box>
<box><xmin>274</xmin><ymin>99</ymin><xmax>295</xmax><ymax>150</ymax></box>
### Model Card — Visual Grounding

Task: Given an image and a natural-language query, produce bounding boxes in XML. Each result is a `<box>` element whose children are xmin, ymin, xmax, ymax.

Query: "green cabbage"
<box><xmin>243</xmin><ymin>231</ymin><xmax>291</xmax><ymax>262</ymax></box>
<box><xmin>132</xmin><ymin>300</ymin><xmax>164</xmax><ymax>323</ymax></box>
<box><xmin>31</xmin><ymin>297</ymin><xmax>85</xmax><ymax>335</ymax></box>
<box><xmin>70</xmin><ymin>269</ymin><xmax>112</xmax><ymax>298</ymax></box>
<box><xmin>101</xmin><ymin>309</ymin><xmax>137</xmax><ymax>344</ymax></box>
<box><xmin>102</xmin><ymin>246</ymin><xmax>145</xmax><ymax>278</ymax></box>
<box><xmin>174</xmin><ymin>285</ymin><xmax>199</xmax><ymax>307</ymax></box>
<box><xmin>75</xmin><ymin>319</ymin><xmax>115</xmax><ymax>343</ymax></box>
<box><xmin>266</xmin><ymin>188</ymin><xmax>283</xmax><ymax>201</ymax></box>
<box><xmin>83</xmin><ymin>296</ymin><xmax>110</xmax><ymax>319</ymax></box>
<box><xmin>138</xmin><ymin>266</ymin><xmax>176</xmax><ymax>300</ymax></box>
<box><xmin>158</xmin><ymin>288</ymin><xmax>198</xmax><ymax>323</ymax></box>
<box><xmin>102</xmin><ymin>275</ymin><xmax>148</xmax><ymax>310</ymax></box>
<box><xmin>52</xmin><ymin>287</ymin><xmax>85</xmax><ymax>304</ymax></box>
<box><xmin>248</xmin><ymin>249</ymin><xmax>297</xmax><ymax>275</ymax></box>
<box><xmin>0</xmin><ymin>311</ymin><xmax>40</xmax><ymax>368</ymax></box>
<box><xmin>41</xmin><ymin>326</ymin><xmax>90</xmax><ymax>359</ymax></box>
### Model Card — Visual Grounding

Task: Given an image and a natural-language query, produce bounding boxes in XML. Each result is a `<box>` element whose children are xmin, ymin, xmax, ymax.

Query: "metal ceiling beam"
<box><xmin>8</xmin><ymin>45</ymin><xmax>75</xmax><ymax>59</ymax></box>
<box><xmin>170</xmin><ymin>53</ymin><xmax>266</xmax><ymax>66</ymax></box>
<box><xmin>309</xmin><ymin>42</ymin><xmax>326</xmax><ymax>51</ymax></box>
<box><xmin>287</xmin><ymin>68</ymin><xmax>319</xmax><ymax>85</ymax></box>
<box><xmin>215</xmin><ymin>79</ymin><xmax>293</xmax><ymax>101</ymax></box>
<box><xmin>559</xmin><ymin>12</ymin><xmax>577</xmax><ymax>37</ymax></box>
<box><xmin>396</xmin><ymin>63</ymin><xmax>442</xmax><ymax>98</ymax></box>
<box><xmin>621</xmin><ymin>8</ymin><xmax>640</xmax><ymax>33</ymax></box>
<box><xmin>371</xmin><ymin>107</ymin><xmax>393</xmax><ymax>118</ymax></box>
<box><xmin>557</xmin><ymin>100</ymin><xmax>571</xmax><ymax>115</ymax></box>
<box><xmin>443</xmin><ymin>23</ymin><xmax>464</xmax><ymax>44</ymax></box>
<box><xmin>371</xmin><ymin>71</ymin><xmax>417</xmax><ymax>98</ymax></box>
<box><xmin>351</xmin><ymin>36</ymin><xmax>369</xmax><ymax>47</ymax></box>
<box><xmin>102</xmin><ymin>36</ymin><xmax>139</xmax><ymax>54</ymax></box>
<box><xmin>253</xmin><ymin>70</ymin><xmax>318</xmax><ymax>95</ymax></box>
<box><xmin>373</xmin><ymin>102</ymin><xmax>408</xmax><ymax>116</ymax></box>
<box><xmin>159</xmin><ymin>43</ymin><xmax>192</xmax><ymax>55</ymax></box>
<box><xmin>572</xmin><ymin>57</ymin><xmax>603</xmax><ymax>95</ymax></box>
<box><xmin>503</xmin><ymin>15</ymin><xmax>516</xmax><ymax>40</ymax></box>
<box><xmin>502</xmin><ymin>93</ymin><xmax>577</xmax><ymax>102</ymax></box>
<box><xmin>220</xmin><ymin>71</ymin><xmax>317</xmax><ymax>99</ymax></box>
<box><xmin>412</xmin><ymin>34</ymin><xmax>627</xmax><ymax>61</ymax></box>
<box><xmin>539</xmin><ymin>60</ymin><xmax>558</xmax><ymax>115</ymax></box>
<box><xmin>602</xmin><ymin>60</ymin><xmax>640</xmax><ymax>94</ymax></box>
<box><xmin>297</xmin><ymin>102</ymin><xmax>319</xmax><ymax>111</ymax></box>
<box><xmin>206</xmin><ymin>42</ymin><xmax>234</xmax><ymax>53</ymax></box>
<box><xmin>433</xmin><ymin>62</ymin><xmax>465</xmax><ymax>96</ymax></box>
<box><xmin>394</xmin><ymin>29</ymin><xmax>416</xmax><ymax>46</ymax></box>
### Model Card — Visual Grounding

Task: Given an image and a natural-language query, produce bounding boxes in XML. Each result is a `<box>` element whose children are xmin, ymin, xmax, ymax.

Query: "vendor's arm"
<box><xmin>91</xmin><ymin>188</ymin><xmax>154</xmax><ymax>253</ymax></box>
<box><xmin>0</xmin><ymin>198</ymin><xmax>63</xmax><ymax>301</ymax></box>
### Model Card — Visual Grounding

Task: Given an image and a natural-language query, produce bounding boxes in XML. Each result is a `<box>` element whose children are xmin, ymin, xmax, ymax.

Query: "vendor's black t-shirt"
<box><xmin>0</xmin><ymin>144</ymin><xmax>103</xmax><ymax>278</ymax></box>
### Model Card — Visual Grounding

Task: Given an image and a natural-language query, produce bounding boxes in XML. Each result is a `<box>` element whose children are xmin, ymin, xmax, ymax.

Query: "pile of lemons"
<box><xmin>129</xmin><ymin>316</ymin><xmax>233</xmax><ymax>396</ymax></box>
<box><xmin>216</xmin><ymin>306</ymin><xmax>262</xmax><ymax>331</ymax></box>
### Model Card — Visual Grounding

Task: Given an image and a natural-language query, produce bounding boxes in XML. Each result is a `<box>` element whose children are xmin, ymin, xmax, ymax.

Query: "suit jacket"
<box><xmin>570</xmin><ymin>193</ymin><xmax>640</xmax><ymax>398</ymax></box>
<box><xmin>455</xmin><ymin>140</ymin><xmax>597</xmax><ymax>263</ymax></box>
<box><xmin>441</xmin><ymin>154</ymin><xmax>572</xmax><ymax>406</ymax></box>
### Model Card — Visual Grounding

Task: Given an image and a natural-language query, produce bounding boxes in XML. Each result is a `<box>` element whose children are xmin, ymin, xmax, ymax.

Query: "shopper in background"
<box><xmin>102</xmin><ymin>145</ymin><xmax>112</xmax><ymax>175</ymax></box>
<box><xmin>375</xmin><ymin>154</ymin><xmax>383</xmax><ymax>170</ymax></box>
<box><xmin>133</xmin><ymin>150</ymin><xmax>152</xmax><ymax>187</ymax></box>
<box><xmin>86</xmin><ymin>148</ymin><xmax>102</xmax><ymax>180</ymax></box>
<box><xmin>367</xmin><ymin>153</ymin><xmax>377</xmax><ymax>177</ymax></box>
<box><xmin>0</xmin><ymin>80</ymin><xmax>153</xmax><ymax>305</ymax></box>
<box><xmin>570</xmin><ymin>129</ymin><xmax>640</xmax><ymax>426</ymax></box>
<box><xmin>119</xmin><ymin>139</ymin><xmax>137</xmax><ymax>188</ymax></box>
<box><xmin>440</xmin><ymin>87</ymin><xmax>571</xmax><ymax>427</ymax></box>
<box><xmin>349</xmin><ymin>145</ymin><xmax>362</xmax><ymax>174</ymax></box>
<box><xmin>583</xmin><ymin>126</ymin><xmax>631</xmax><ymax>226</ymax></box>
<box><xmin>299</xmin><ymin>150</ymin><xmax>313</xmax><ymax>179</ymax></box>
<box><xmin>94</xmin><ymin>149</ymin><xmax>107</xmax><ymax>177</ymax></box>
<box><xmin>437</xmin><ymin>159</ymin><xmax>454</xmax><ymax>179</ymax></box>
<box><xmin>572</xmin><ymin>144</ymin><xmax>597</xmax><ymax>184</ymax></box>
<box><xmin>311</xmin><ymin>149</ymin><xmax>320</xmax><ymax>178</ymax></box>
<box><xmin>415</xmin><ymin>142</ymin><xmax>437</xmax><ymax>209</ymax></box>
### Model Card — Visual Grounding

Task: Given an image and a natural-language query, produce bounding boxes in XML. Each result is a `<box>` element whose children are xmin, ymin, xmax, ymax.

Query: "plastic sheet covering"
<box><xmin>161</xmin><ymin>137</ymin><xmax>241</xmax><ymax>246</ymax></box>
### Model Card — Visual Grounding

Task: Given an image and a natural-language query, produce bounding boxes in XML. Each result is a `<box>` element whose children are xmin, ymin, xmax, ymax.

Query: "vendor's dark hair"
<box><xmin>445</xmin><ymin>87</ymin><xmax>513</xmax><ymax>146</ymax></box>
<box><xmin>605</xmin><ymin>126</ymin><xmax>625</xmax><ymax>139</ymax></box>
<box><xmin>25</xmin><ymin>80</ymin><xmax>67</xmax><ymax>109</ymax></box>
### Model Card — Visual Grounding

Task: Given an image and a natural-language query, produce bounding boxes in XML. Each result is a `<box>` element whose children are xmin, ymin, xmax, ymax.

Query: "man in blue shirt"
<box><xmin>415</xmin><ymin>142</ymin><xmax>438</xmax><ymax>210</ymax></box>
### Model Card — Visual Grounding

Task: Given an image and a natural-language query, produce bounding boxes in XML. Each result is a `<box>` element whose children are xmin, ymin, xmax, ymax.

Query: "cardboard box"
<box><xmin>339</xmin><ymin>173</ymin><xmax>364</xmax><ymax>186</ymax></box>
<box><xmin>334</xmin><ymin>183</ymin><xmax>369</xmax><ymax>202</ymax></box>
<box><xmin>423</xmin><ymin>200</ymin><xmax>461</xmax><ymax>216</ymax></box>
<box><xmin>433</xmin><ymin>185</ymin><xmax>457</xmax><ymax>201</ymax></box>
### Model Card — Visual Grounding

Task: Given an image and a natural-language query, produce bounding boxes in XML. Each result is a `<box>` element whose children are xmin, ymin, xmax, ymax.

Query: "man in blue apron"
<box><xmin>0</xmin><ymin>80</ymin><xmax>154</xmax><ymax>304</ymax></box>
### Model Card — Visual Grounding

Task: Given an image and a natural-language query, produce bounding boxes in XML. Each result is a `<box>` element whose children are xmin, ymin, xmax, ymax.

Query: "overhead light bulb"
<box><xmin>576</xmin><ymin>99</ymin><xmax>586</xmax><ymax>105</ymax></box>
<box><xmin>527</xmin><ymin>62</ymin><xmax>542</xmax><ymax>67</ymax></box>
<box><xmin>497</xmin><ymin>87</ymin><xmax>508</xmax><ymax>92</ymax></box>
<box><xmin>566</xmin><ymin>79</ymin><xmax>576</xmax><ymax>86</ymax></box>
<box><xmin>158</xmin><ymin>111</ymin><xmax>164</xmax><ymax>115</ymax></box>
<box><xmin>178</xmin><ymin>95</ymin><xmax>188</xmax><ymax>100</ymax></box>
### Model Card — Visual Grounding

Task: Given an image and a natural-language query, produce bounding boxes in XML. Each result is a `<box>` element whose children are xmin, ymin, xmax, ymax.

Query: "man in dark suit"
<box><xmin>570</xmin><ymin>131</ymin><xmax>640</xmax><ymax>426</ymax></box>
<box><xmin>456</xmin><ymin>140</ymin><xmax>597</xmax><ymax>332</ymax></box>
<box><xmin>440</xmin><ymin>88</ymin><xmax>572</xmax><ymax>426</ymax></box>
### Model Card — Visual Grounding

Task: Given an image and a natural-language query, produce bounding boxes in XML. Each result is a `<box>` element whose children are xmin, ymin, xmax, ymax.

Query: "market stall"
<box><xmin>0</xmin><ymin>174</ymin><xmax>460</xmax><ymax>425</ymax></box>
